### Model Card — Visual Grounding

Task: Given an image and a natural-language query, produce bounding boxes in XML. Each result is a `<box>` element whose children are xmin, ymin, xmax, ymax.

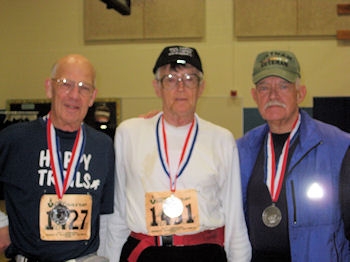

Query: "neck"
<box><xmin>162</xmin><ymin>112</ymin><xmax>195</xmax><ymax>127</ymax></box>
<box><xmin>50</xmin><ymin>115</ymin><xmax>80</xmax><ymax>132</ymax></box>
<box><xmin>267</xmin><ymin>112</ymin><xmax>299</xmax><ymax>134</ymax></box>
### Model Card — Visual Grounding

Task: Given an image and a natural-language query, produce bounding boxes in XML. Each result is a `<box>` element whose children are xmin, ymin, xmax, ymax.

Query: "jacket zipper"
<box><xmin>290</xmin><ymin>180</ymin><xmax>297</xmax><ymax>224</ymax></box>
<box><xmin>333</xmin><ymin>232</ymin><xmax>340</xmax><ymax>262</ymax></box>
<box><xmin>288</xmin><ymin>141</ymin><xmax>323</xmax><ymax>224</ymax></box>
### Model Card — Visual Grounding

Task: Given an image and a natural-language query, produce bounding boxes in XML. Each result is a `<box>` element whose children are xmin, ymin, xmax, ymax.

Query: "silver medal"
<box><xmin>162</xmin><ymin>195</ymin><xmax>184</xmax><ymax>218</ymax></box>
<box><xmin>262</xmin><ymin>204</ymin><xmax>282</xmax><ymax>228</ymax></box>
<box><xmin>50</xmin><ymin>203</ymin><xmax>70</xmax><ymax>225</ymax></box>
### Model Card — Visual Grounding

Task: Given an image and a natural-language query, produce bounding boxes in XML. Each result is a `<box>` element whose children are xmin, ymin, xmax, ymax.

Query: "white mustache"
<box><xmin>264</xmin><ymin>101</ymin><xmax>286</xmax><ymax>110</ymax></box>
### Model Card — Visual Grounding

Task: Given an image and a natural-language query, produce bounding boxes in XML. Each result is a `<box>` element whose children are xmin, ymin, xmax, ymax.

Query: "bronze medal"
<box><xmin>262</xmin><ymin>204</ymin><xmax>282</xmax><ymax>228</ymax></box>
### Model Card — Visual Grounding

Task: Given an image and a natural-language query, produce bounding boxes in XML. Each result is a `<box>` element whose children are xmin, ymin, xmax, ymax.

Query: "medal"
<box><xmin>163</xmin><ymin>194</ymin><xmax>184</xmax><ymax>218</ymax></box>
<box><xmin>50</xmin><ymin>202</ymin><xmax>70</xmax><ymax>225</ymax></box>
<box><xmin>156</xmin><ymin>114</ymin><xmax>198</xmax><ymax>218</ymax></box>
<box><xmin>45</xmin><ymin>113</ymin><xmax>85</xmax><ymax>225</ymax></box>
<box><xmin>262</xmin><ymin>204</ymin><xmax>282</xmax><ymax>227</ymax></box>
<box><xmin>263</xmin><ymin>114</ymin><xmax>301</xmax><ymax>227</ymax></box>
<box><xmin>47</xmin><ymin>113</ymin><xmax>85</xmax><ymax>199</ymax></box>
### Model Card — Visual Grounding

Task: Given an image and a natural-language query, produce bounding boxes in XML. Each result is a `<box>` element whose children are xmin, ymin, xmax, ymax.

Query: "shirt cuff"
<box><xmin>0</xmin><ymin>210</ymin><xmax>8</xmax><ymax>227</ymax></box>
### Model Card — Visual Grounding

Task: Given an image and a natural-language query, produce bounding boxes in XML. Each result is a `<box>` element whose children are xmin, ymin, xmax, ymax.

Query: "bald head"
<box><xmin>45</xmin><ymin>54</ymin><xmax>97</xmax><ymax>131</ymax></box>
<box><xmin>51</xmin><ymin>54</ymin><xmax>96</xmax><ymax>85</ymax></box>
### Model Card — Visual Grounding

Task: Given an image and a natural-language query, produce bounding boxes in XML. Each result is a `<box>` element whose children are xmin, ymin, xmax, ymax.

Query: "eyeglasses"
<box><xmin>158</xmin><ymin>73</ymin><xmax>201</xmax><ymax>90</ymax></box>
<box><xmin>256</xmin><ymin>82</ymin><xmax>294</xmax><ymax>95</ymax></box>
<box><xmin>51</xmin><ymin>78</ymin><xmax>94</xmax><ymax>97</ymax></box>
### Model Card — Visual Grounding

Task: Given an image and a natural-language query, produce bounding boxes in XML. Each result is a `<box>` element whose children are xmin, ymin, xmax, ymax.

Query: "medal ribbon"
<box><xmin>266</xmin><ymin>114</ymin><xmax>300</xmax><ymax>202</ymax></box>
<box><xmin>46</xmin><ymin>112</ymin><xmax>85</xmax><ymax>199</ymax></box>
<box><xmin>156</xmin><ymin>114</ymin><xmax>198</xmax><ymax>192</ymax></box>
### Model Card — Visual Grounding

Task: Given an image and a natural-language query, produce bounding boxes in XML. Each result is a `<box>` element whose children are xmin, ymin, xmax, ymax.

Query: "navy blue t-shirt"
<box><xmin>0</xmin><ymin>118</ymin><xmax>115</xmax><ymax>261</ymax></box>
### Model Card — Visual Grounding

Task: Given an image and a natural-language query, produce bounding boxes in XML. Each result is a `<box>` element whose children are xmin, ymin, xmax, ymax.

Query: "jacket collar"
<box><xmin>297</xmin><ymin>110</ymin><xmax>322</xmax><ymax>148</ymax></box>
<box><xmin>245</xmin><ymin>109</ymin><xmax>322</xmax><ymax>162</ymax></box>
<box><xmin>246</xmin><ymin>123</ymin><xmax>269</xmax><ymax>152</ymax></box>
<box><xmin>287</xmin><ymin>110</ymin><xmax>323</xmax><ymax>171</ymax></box>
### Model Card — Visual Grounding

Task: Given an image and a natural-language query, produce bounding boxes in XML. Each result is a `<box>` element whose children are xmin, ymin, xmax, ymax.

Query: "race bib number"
<box><xmin>145</xmin><ymin>189</ymin><xmax>200</xmax><ymax>236</ymax></box>
<box><xmin>39</xmin><ymin>194</ymin><xmax>92</xmax><ymax>241</ymax></box>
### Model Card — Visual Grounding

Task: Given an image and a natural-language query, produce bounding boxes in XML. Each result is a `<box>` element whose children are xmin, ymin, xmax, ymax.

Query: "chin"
<box><xmin>262</xmin><ymin>107</ymin><xmax>285</xmax><ymax>116</ymax></box>
<box><xmin>172</xmin><ymin>106</ymin><xmax>192</xmax><ymax>114</ymax></box>
<box><xmin>262</xmin><ymin>112</ymin><xmax>286</xmax><ymax>122</ymax></box>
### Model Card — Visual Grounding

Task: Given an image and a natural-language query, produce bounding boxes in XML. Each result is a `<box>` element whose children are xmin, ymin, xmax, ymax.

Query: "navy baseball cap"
<box><xmin>153</xmin><ymin>46</ymin><xmax>203</xmax><ymax>74</ymax></box>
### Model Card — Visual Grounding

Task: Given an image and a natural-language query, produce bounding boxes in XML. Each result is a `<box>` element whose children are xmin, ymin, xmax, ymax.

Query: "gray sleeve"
<box><xmin>0</xmin><ymin>210</ymin><xmax>8</xmax><ymax>228</ymax></box>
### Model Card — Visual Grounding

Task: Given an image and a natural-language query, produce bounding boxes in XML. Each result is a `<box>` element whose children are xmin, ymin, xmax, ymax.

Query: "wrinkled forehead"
<box><xmin>158</xmin><ymin>63</ymin><xmax>200</xmax><ymax>75</ymax></box>
<box><xmin>256</xmin><ymin>76</ymin><xmax>294</xmax><ymax>86</ymax></box>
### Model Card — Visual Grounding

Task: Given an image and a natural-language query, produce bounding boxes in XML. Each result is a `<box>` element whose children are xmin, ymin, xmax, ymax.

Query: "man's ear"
<box><xmin>297</xmin><ymin>85</ymin><xmax>307</xmax><ymax>104</ymax></box>
<box><xmin>153</xmin><ymin>79</ymin><xmax>162</xmax><ymax>98</ymax></box>
<box><xmin>198</xmin><ymin>80</ymin><xmax>205</xmax><ymax>96</ymax></box>
<box><xmin>45</xmin><ymin>78</ymin><xmax>53</xmax><ymax>99</ymax></box>
<box><xmin>89</xmin><ymin>88</ymin><xmax>98</xmax><ymax>107</ymax></box>
<box><xmin>251</xmin><ymin>88</ymin><xmax>258</xmax><ymax>103</ymax></box>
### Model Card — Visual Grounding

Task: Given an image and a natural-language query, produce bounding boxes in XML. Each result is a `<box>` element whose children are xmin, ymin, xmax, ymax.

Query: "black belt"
<box><xmin>158</xmin><ymin>235</ymin><xmax>173</xmax><ymax>247</ymax></box>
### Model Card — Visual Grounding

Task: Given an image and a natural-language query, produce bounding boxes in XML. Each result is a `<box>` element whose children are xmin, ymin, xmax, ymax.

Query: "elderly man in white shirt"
<box><xmin>99</xmin><ymin>46</ymin><xmax>251</xmax><ymax>262</ymax></box>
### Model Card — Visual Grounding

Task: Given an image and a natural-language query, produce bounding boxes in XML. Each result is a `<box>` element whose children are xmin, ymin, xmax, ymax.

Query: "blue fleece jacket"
<box><xmin>237</xmin><ymin>110</ymin><xmax>350</xmax><ymax>262</ymax></box>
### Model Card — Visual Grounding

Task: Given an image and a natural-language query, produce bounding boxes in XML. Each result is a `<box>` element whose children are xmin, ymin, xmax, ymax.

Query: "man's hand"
<box><xmin>138</xmin><ymin>110</ymin><xmax>160</xmax><ymax>119</ymax></box>
<box><xmin>0</xmin><ymin>226</ymin><xmax>10</xmax><ymax>253</ymax></box>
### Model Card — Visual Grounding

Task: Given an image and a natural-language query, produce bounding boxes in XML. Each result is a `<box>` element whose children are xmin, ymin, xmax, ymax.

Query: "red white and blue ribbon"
<box><xmin>46</xmin><ymin>113</ymin><xmax>85</xmax><ymax>199</ymax></box>
<box><xmin>156</xmin><ymin>114</ymin><xmax>198</xmax><ymax>192</ymax></box>
<box><xmin>265</xmin><ymin>114</ymin><xmax>301</xmax><ymax>202</ymax></box>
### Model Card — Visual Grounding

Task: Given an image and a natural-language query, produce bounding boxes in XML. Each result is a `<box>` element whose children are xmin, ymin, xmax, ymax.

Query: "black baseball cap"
<box><xmin>152</xmin><ymin>46</ymin><xmax>203</xmax><ymax>74</ymax></box>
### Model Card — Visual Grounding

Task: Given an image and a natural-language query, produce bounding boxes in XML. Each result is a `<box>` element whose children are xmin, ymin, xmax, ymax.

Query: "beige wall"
<box><xmin>1</xmin><ymin>0</ymin><xmax>350</xmax><ymax>138</ymax></box>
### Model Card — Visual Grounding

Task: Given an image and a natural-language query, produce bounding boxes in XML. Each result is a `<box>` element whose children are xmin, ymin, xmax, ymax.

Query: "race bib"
<box><xmin>39</xmin><ymin>194</ymin><xmax>92</xmax><ymax>241</ymax></box>
<box><xmin>145</xmin><ymin>189</ymin><xmax>200</xmax><ymax>236</ymax></box>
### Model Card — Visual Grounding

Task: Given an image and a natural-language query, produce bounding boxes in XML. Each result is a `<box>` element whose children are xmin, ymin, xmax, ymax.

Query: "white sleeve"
<box><xmin>0</xmin><ymin>210</ymin><xmax>8</xmax><ymax>228</ymax></box>
<box><xmin>97</xmin><ymin>127</ymin><xmax>130</xmax><ymax>262</ymax></box>
<box><xmin>223</xmin><ymin>137</ymin><xmax>252</xmax><ymax>262</ymax></box>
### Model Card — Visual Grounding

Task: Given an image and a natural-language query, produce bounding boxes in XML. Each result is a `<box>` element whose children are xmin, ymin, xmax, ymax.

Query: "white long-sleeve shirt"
<box><xmin>98</xmin><ymin>113</ymin><xmax>251</xmax><ymax>262</ymax></box>
<box><xmin>0</xmin><ymin>210</ymin><xmax>8</xmax><ymax>228</ymax></box>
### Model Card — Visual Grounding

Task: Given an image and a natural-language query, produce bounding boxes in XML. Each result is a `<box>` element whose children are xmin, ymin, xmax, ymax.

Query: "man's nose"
<box><xmin>268</xmin><ymin>86</ymin><xmax>280</xmax><ymax>98</ymax></box>
<box><xmin>175</xmin><ymin>78</ymin><xmax>186</xmax><ymax>90</ymax></box>
<box><xmin>68</xmin><ymin>84</ymin><xmax>81</xmax><ymax>97</ymax></box>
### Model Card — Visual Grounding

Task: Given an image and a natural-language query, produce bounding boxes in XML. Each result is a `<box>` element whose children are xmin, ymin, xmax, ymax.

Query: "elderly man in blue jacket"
<box><xmin>237</xmin><ymin>50</ymin><xmax>350</xmax><ymax>262</ymax></box>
